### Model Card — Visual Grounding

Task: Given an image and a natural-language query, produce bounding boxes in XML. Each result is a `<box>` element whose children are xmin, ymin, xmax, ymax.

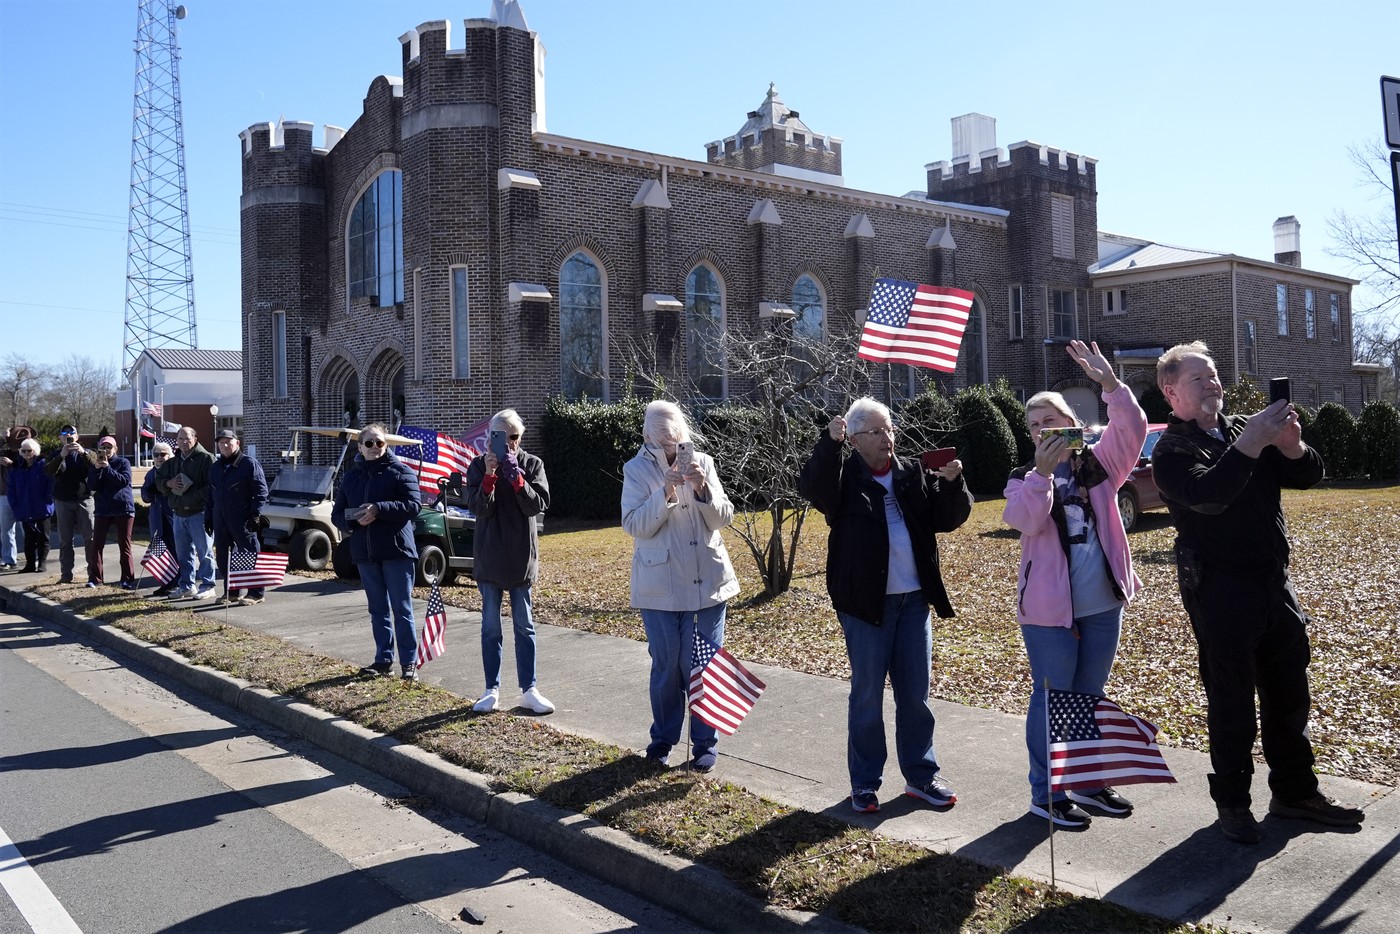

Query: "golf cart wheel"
<box><xmin>416</xmin><ymin>542</ymin><xmax>454</xmax><ymax>586</ymax></box>
<box><xmin>290</xmin><ymin>527</ymin><xmax>332</xmax><ymax>571</ymax></box>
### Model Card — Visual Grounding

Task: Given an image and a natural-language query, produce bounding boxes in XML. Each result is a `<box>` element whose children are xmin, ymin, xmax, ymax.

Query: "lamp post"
<box><xmin>209</xmin><ymin>404</ymin><xmax>219</xmax><ymax>441</ymax></box>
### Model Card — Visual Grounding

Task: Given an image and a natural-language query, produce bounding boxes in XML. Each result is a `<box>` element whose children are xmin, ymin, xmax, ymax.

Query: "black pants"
<box><xmin>22</xmin><ymin>518</ymin><xmax>50</xmax><ymax>568</ymax></box>
<box><xmin>1177</xmin><ymin>550</ymin><xmax>1318</xmax><ymax>807</ymax></box>
<box><xmin>214</xmin><ymin>533</ymin><xmax>264</xmax><ymax>599</ymax></box>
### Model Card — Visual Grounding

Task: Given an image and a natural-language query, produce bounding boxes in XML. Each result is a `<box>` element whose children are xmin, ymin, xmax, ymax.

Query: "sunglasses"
<box><xmin>507</xmin><ymin>434</ymin><xmax>520</xmax><ymax>441</ymax></box>
<box><xmin>361</xmin><ymin>439</ymin><xmax>385</xmax><ymax>448</ymax></box>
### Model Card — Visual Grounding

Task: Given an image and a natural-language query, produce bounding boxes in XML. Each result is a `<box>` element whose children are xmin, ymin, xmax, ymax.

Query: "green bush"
<box><xmin>1358</xmin><ymin>400</ymin><xmax>1400</xmax><ymax>481</ymax></box>
<box><xmin>541</xmin><ymin>395</ymin><xmax>647</xmax><ymax>518</ymax></box>
<box><xmin>1306</xmin><ymin>403</ymin><xmax>1359</xmax><ymax>479</ymax></box>
<box><xmin>1137</xmin><ymin>383</ymin><xmax>1172</xmax><ymax>423</ymax></box>
<box><xmin>696</xmin><ymin>403</ymin><xmax>769</xmax><ymax>509</ymax></box>
<box><xmin>894</xmin><ymin>386</ymin><xmax>957</xmax><ymax>460</ymax></box>
<box><xmin>988</xmin><ymin>380</ymin><xmax>1034</xmax><ymax>467</ymax></box>
<box><xmin>946</xmin><ymin>387</ymin><xmax>1018</xmax><ymax>496</ymax></box>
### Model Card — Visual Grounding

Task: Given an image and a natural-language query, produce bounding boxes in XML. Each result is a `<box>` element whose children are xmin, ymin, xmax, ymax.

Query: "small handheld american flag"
<box><xmin>228</xmin><ymin>546</ymin><xmax>289</xmax><ymax>591</ymax></box>
<box><xmin>689</xmin><ymin>632</ymin><xmax>766</xmax><ymax>736</ymax></box>
<box><xmin>140</xmin><ymin>535</ymin><xmax>179</xmax><ymax>585</ymax></box>
<box><xmin>417</xmin><ymin>579</ymin><xmax>447</xmax><ymax>668</ymax></box>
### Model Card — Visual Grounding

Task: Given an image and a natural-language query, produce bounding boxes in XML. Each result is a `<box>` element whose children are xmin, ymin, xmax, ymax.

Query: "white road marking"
<box><xmin>0</xmin><ymin>823</ymin><xmax>83</xmax><ymax>934</ymax></box>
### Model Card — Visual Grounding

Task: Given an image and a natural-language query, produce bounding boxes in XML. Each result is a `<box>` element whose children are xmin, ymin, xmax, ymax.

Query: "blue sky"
<box><xmin>2</xmin><ymin>0</ymin><xmax>1397</xmax><ymax>376</ymax></box>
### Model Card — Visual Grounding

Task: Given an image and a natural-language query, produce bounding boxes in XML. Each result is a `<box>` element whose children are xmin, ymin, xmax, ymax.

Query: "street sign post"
<box><xmin>1384</xmin><ymin>77</ymin><xmax>1400</xmax><ymax>267</ymax></box>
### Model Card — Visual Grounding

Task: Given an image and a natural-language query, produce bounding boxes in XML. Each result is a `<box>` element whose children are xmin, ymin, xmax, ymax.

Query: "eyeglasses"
<box><xmin>360</xmin><ymin>439</ymin><xmax>385</xmax><ymax>448</ymax></box>
<box><xmin>154</xmin><ymin>452</ymin><xmax>170</xmax><ymax>458</ymax></box>
<box><xmin>852</xmin><ymin>427</ymin><xmax>897</xmax><ymax>438</ymax></box>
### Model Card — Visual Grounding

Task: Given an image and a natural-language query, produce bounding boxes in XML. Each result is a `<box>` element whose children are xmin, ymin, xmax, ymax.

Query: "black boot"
<box><xmin>19</xmin><ymin>563</ymin><xmax>35</xmax><ymax>574</ymax></box>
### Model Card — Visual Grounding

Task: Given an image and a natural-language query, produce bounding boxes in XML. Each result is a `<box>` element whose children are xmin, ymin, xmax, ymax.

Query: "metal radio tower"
<box><xmin>123</xmin><ymin>0</ymin><xmax>197</xmax><ymax>370</ymax></box>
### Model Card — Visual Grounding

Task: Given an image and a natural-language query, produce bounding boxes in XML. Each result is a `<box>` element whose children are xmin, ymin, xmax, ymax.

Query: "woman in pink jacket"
<box><xmin>1002</xmin><ymin>340</ymin><xmax>1148</xmax><ymax>828</ymax></box>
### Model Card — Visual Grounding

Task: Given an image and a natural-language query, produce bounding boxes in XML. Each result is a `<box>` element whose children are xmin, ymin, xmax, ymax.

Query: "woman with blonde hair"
<box><xmin>1002</xmin><ymin>339</ymin><xmax>1147</xmax><ymax>827</ymax></box>
<box><xmin>621</xmin><ymin>400</ymin><xmax>739</xmax><ymax>771</ymax></box>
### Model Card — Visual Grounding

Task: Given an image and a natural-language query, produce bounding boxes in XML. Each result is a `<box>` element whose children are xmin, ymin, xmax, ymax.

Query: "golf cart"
<box><xmin>260</xmin><ymin>426</ymin><xmax>423</xmax><ymax>571</ymax></box>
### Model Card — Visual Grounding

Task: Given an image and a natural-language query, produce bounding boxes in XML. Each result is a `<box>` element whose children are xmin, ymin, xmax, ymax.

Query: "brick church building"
<box><xmin>237</xmin><ymin>0</ymin><xmax>1374</xmax><ymax>466</ymax></box>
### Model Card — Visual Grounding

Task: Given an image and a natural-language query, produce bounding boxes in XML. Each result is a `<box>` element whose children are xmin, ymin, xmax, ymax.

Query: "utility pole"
<box><xmin>123</xmin><ymin>1</ymin><xmax>198</xmax><ymax>372</ymax></box>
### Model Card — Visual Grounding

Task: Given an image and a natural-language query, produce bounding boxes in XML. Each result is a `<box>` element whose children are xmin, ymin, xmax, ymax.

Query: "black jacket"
<box><xmin>206</xmin><ymin>450</ymin><xmax>269</xmax><ymax>549</ymax></box>
<box><xmin>1151</xmin><ymin>412</ymin><xmax>1323</xmax><ymax>576</ymax></box>
<box><xmin>332</xmin><ymin>452</ymin><xmax>421</xmax><ymax>563</ymax></box>
<box><xmin>799</xmin><ymin>432</ymin><xmax>973</xmax><ymax>625</ymax></box>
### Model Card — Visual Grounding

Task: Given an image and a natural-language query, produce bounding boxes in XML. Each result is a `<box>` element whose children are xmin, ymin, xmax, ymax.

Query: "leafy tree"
<box><xmin>1306</xmin><ymin>403</ymin><xmax>1359</xmax><ymax>479</ymax></box>
<box><xmin>1224</xmin><ymin>374</ymin><xmax>1267</xmax><ymax>417</ymax></box>
<box><xmin>1357</xmin><ymin>400</ymin><xmax>1400</xmax><ymax>481</ymax></box>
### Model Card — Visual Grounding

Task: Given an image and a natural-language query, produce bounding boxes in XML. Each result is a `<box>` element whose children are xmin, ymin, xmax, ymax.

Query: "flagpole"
<box><xmin>1045</xmin><ymin>676</ymin><xmax>1056</xmax><ymax>891</ymax></box>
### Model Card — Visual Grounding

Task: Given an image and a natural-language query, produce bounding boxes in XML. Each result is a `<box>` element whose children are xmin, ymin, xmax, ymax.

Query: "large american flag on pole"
<box><xmin>139</xmin><ymin>535</ymin><xmax>179</xmax><ymax>585</ymax></box>
<box><xmin>417</xmin><ymin>579</ymin><xmax>447</xmax><ymax>668</ymax></box>
<box><xmin>228</xmin><ymin>546</ymin><xmax>289</xmax><ymax>590</ymax></box>
<box><xmin>1047</xmin><ymin>689</ymin><xmax>1176</xmax><ymax>792</ymax></box>
<box><xmin>857</xmin><ymin>278</ymin><xmax>975</xmax><ymax>373</ymax></box>
<box><xmin>688</xmin><ymin>632</ymin><xmax>766</xmax><ymax>736</ymax></box>
<box><xmin>394</xmin><ymin>425</ymin><xmax>477</xmax><ymax>499</ymax></box>
<box><xmin>142</xmin><ymin>400</ymin><xmax>163</xmax><ymax>418</ymax></box>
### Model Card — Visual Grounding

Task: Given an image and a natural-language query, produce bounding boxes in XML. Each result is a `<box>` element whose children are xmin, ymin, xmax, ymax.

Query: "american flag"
<box><xmin>857</xmin><ymin>278</ymin><xmax>975</xmax><ymax>373</ymax></box>
<box><xmin>1047</xmin><ymin>689</ymin><xmax>1176</xmax><ymax>792</ymax></box>
<box><xmin>417</xmin><ymin>579</ymin><xmax>447</xmax><ymax>668</ymax></box>
<box><xmin>688</xmin><ymin>632</ymin><xmax>766</xmax><ymax>736</ymax></box>
<box><xmin>142</xmin><ymin>400</ymin><xmax>163</xmax><ymax>418</ymax></box>
<box><xmin>228</xmin><ymin>545</ymin><xmax>289</xmax><ymax>590</ymax></box>
<box><xmin>394</xmin><ymin>425</ymin><xmax>477</xmax><ymax>498</ymax></box>
<box><xmin>140</xmin><ymin>535</ymin><xmax>179</xmax><ymax>585</ymax></box>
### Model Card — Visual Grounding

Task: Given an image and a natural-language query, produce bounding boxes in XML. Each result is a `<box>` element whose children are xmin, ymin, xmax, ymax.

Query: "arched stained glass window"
<box><xmin>559</xmin><ymin>251</ymin><xmax>605</xmax><ymax>400</ymax></box>
<box><xmin>347</xmin><ymin>170</ymin><xmax>403</xmax><ymax>307</ymax></box>
<box><xmin>686</xmin><ymin>265</ymin><xmax>724</xmax><ymax>400</ymax></box>
<box><xmin>792</xmin><ymin>275</ymin><xmax>824</xmax><ymax>344</ymax></box>
<box><xmin>964</xmin><ymin>297</ymin><xmax>986</xmax><ymax>385</ymax></box>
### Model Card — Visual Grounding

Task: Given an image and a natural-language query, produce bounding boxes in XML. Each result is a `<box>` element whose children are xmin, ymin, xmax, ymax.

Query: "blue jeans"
<box><xmin>360</xmin><ymin>558</ymin><xmax>418</xmax><ymax>669</ymax></box>
<box><xmin>640</xmin><ymin>604</ymin><xmax>727</xmax><ymax>755</ymax></box>
<box><xmin>479</xmin><ymin>582</ymin><xmax>538</xmax><ymax>692</ymax></box>
<box><xmin>1020</xmin><ymin>605</ymin><xmax>1123</xmax><ymax>804</ymax></box>
<box><xmin>171</xmin><ymin>512</ymin><xmax>215</xmax><ymax>592</ymax></box>
<box><xmin>0</xmin><ymin>495</ymin><xmax>17</xmax><ymax>565</ymax></box>
<box><xmin>838</xmin><ymin>591</ymin><xmax>941</xmax><ymax>793</ymax></box>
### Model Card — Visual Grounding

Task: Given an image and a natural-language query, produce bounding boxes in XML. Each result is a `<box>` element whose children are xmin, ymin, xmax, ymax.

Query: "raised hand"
<box><xmin>1066</xmin><ymin>340</ymin><xmax>1119</xmax><ymax>391</ymax></box>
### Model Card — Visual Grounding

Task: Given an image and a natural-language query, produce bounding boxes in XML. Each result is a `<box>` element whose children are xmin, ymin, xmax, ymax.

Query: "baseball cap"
<box><xmin>215</xmin><ymin>429</ymin><xmax>239</xmax><ymax>441</ymax></box>
<box><xmin>99</xmin><ymin>435</ymin><xmax>117</xmax><ymax>448</ymax></box>
<box><xmin>60</xmin><ymin>425</ymin><xmax>78</xmax><ymax>436</ymax></box>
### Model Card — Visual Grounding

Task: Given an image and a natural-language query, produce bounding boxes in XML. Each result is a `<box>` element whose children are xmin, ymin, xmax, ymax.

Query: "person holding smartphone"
<box><xmin>334</xmin><ymin>423</ymin><xmax>422</xmax><ymax>680</ymax></box>
<box><xmin>43</xmin><ymin>424</ymin><xmax>95</xmax><ymax>584</ymax></box>
<box><xmin>1002</xmin><ymin>340</ymin><xmax>1147</xmax><ymax>828</ymax></box>
<box><xmin>464</xmin><ymin>408</ymin><xmax>554</xmax><ymax>714</ymax></box>
<box><xmin>620</xmin><ymin>400</ymin><xmax>739</xmax><ymax>772</ymax></box>
<box><xmin>86</xmin><ymin>435</ymin><xmax>138</xmax><ymax>589</ymax></box>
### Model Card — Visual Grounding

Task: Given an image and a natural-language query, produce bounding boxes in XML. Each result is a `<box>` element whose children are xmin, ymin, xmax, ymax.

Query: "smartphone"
<box><xmin>1269</xmin><ymin>377</ymin><xmax>1291</xmax><ymax>405</ymax></box>
<box><xmin>489</xmin><ymin>430</ymin><xmax>507</xmax><ymax>461</ymax></box>
<box><xmin>921</xmin><ymin>447</ymin><xmax>957</xmax><ymax>471</ymax></box>
<box><xmin>1041</xmin><ymin>427</ymin><xmax>1084</xmax><ymax>450</ymax></box>
<box><xmin>674</xmin><ymin>441</ymin><xmax>694</xmax><ymax>473</ymax></box>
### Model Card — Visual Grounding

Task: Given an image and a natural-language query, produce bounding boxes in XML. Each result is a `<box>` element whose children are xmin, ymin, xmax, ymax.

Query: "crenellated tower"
<box><xmin>706</xmin><ymin>84</ymin><xmax>843</xmax><ymax>185</ymax></box>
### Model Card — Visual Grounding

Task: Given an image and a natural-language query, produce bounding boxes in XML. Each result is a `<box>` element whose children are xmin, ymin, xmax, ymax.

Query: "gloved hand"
<box><xmin>499</xmin><ymin>451</ymin><xmax>521</xmax><ymax>484</ymax></box>
<box><xmin>245</xmin><ymin>514</ymin><xmax>268</xmax><ymax>534</ymax></box>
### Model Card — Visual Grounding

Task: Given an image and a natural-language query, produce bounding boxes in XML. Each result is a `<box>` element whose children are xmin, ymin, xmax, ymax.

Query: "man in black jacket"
<box><xmin>799</xmin><ymin>397</ymin><xmax>973</xmax><ymax>815</ymax></box>
<box><xmin>43</xmin><ymin>425</ymin><xmax>94</xmax><ymax>584</ymax></box>
<box><xmin>1152</xmin><ymin>341</ymin><xmax>1363</xmax><ymax>844</ymax></box>
<box><xmin>206</xmin><ymin>429</ymin><xmax>269</xmax><ymax>605</ymax></box>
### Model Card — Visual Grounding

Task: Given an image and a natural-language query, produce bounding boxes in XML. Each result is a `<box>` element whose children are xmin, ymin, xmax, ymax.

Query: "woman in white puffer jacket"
<box><xmin>621</xmin><ymin>400</ymin><xmax>739</xmax><ymax>773</ymax></box>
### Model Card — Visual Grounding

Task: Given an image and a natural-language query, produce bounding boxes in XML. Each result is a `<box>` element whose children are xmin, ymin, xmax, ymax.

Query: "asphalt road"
<box><xmin>0</xmin><ymin>610</ymin><xmax>703</xmax><ymax>934</ymax></box>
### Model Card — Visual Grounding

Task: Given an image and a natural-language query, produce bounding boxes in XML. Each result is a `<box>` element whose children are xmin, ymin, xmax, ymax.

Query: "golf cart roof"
<box><xmin>290</xmin><ymin>427</ymin><xmax>422</xmax><ymax>447</ymax></box>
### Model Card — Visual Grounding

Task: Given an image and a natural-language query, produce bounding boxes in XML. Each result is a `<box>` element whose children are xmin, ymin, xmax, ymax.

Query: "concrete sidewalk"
<box><xmin>4</xmin><ymin>547</ymin><xmax>1396</xmax><ymax>934</ymax></box>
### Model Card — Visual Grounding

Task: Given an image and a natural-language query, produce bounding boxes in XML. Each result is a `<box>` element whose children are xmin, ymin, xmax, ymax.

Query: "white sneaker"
<box><xmin>471</xmin><ymin>689</ymin><xmax>499</xmax><ymax>713</ymax></box>
<box><xmin>192</xmin><ymin>587</ymin><xmax>217</xmax><ymax>601</ymax></box>
<box><xmin>519</xmin><ymin>686</ymin><xmax>555</xmax><ymax>714</ymax></box>
<box><xmin>167</xmin><ymin>588</ymin><xmax>193</xmax><ymax>600</ymax></box>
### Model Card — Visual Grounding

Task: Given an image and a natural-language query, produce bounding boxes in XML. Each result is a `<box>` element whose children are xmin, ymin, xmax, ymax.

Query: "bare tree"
<box><xmin>1353</xmin><ymin>317</ymin><xmax>1400</xmax><ymax>404</ymax></box>
<box><xmin>0</xmin><ymin>353</ymin><xmax>47</xmax><ymax>429</ymax></box>
<box><xmin>42</xmin><ymin>355</ymin><xmax>120</xmax><ymax>432</ymax></box>
<box><xmin>1327</xmin><ymin>141</ymin><xmax>1400</xmax><ymax>325</ymax></box>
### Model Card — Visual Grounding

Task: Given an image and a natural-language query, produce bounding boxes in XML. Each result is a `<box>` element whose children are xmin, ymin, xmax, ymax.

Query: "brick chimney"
<box><xmin>1273</xmin><ymin>215</ymin><xmax>1301</xmax><ymax>267</ymax></box>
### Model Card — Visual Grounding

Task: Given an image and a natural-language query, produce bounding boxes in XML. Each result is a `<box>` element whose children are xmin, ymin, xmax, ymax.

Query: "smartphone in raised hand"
<box><xmin>489</xmin><ymin>430</ymin><xmax>507</xmax><ymax>461</ymax></box>
<box><xmin>1269</xmin><ymin>377</ymin><xmax>1291</xmax><ymax>405</ymax></box>
<box><xmin>674</xmin><ymin>441</ymin><xmax>693</xmax><ymax>474</ymax></box>
<box><xmin>921</xmin><ymin>447</ymin><xmax>957</xmax><ymax>471</ymax></box>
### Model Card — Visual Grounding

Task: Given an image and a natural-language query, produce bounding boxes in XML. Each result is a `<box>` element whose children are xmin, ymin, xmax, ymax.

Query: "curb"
<box><xmin>1</xmin><ymin>584</ymin><xmax>859</xmax><ymax>934</ymax></box>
